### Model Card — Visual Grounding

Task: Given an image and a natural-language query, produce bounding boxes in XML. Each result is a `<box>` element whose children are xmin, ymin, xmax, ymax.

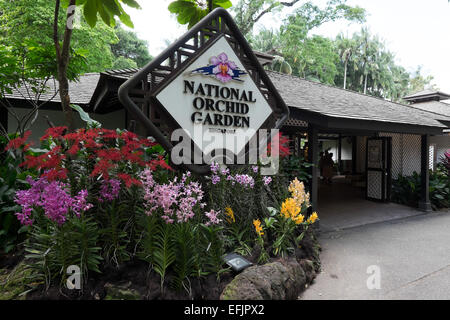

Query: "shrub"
<box><xmin>8</xmin><ymin>126</ymin><xmax>170</xmax><ymax>288</ymax></box>
<box><xmin>438</xmin><ymin>150</ymin><xmax>449</xmax><ymax>177</ymax></box>
<box><xmin>391</xmin><ymin>170</ymin><xmax>450</xmax><ymax>210</ymax></box>
<box><xmin>259</xmin><ymin>178</ymin><xmax>319</xmax><ymax>260</ymax></box>
<box><xmin>136</xmin><ymin>169</ymin><xmax>225</xmax><ymax>292</ymax></box>
<box><xmin>8</xmin><ymin>126</ymin><xmax>319</xmax><ymax>297</ymax></box>
<box><xmin>0</xmin><ymin>133</ymin><xmax>37</xmax><ymax>254</ymax></box>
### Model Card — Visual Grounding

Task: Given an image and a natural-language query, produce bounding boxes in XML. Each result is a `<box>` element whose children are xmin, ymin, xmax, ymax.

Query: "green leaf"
<box><xmin>168</xmin><ymin>1</ymin><xmax>195</xmax><ymax>14</ymax></box>
<box><xmin>119</xmin><ymin>11</ymin><xmax>134</xmax><ymax>28</ymax></box>
<box><xmin>213</xmin><ymin>0</ymin><xmax>232</xmax><ymax>9</ymax></box>
<box><xmin>121</xmin><ymin>0</ymin><xmax>141</xmax><ymax>9</ymax></box>
<box><xmin>84</xmin><ymin>0</ymin><xmax>99</xmax><ymax>27</ymax></box>
<box><xmin>103</xmin><ymin>0</ymin><xmax>122</xmax><ymax>16</ymax></box>
<box><xmin>98</xmin><ymin>5</ymin><xmax>113</xmax><ymax>26</ymax></box>
<box><xmin>71</xmin><ymin>104</ymin><xmax>101</xmax><ymax>127</ymax></box>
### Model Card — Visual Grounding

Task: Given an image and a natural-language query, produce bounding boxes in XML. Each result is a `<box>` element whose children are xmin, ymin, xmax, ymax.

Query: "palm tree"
<box><xmin>336</xmin><ymin>33</ymin><xmax>356</xmax><ymax>89</ymax></box>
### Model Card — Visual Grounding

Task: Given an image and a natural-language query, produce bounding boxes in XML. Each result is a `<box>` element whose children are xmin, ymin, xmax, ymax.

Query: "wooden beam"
<box><xmin>308</xmin><ymin>123</ymin><xmax>319</xmax><ymax>214</ymax></box>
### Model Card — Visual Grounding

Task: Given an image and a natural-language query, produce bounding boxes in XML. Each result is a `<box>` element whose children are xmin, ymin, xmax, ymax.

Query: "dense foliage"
<box><xmin>391</xmin><ymin>166</ymin><xmax>450</xmax><ymax>210</ymax></box>
<box><xmin>168</xmin><ymin>0</ymin><xmax>232</xmax><ymax>28</ymax></box>
<box><xmin>0</xmin><ymin>0</ymin><xmax>150</xmax><ymax>73</ymax></box>
<box><xmin>246</xmin><ymin>2</ymin><xmax>436</xmax><ymax>102</ymax></box>
<box><xmin>2</xmin><ymin>125</ymin><xmax>317</xmax><ymax>296</ymax></box>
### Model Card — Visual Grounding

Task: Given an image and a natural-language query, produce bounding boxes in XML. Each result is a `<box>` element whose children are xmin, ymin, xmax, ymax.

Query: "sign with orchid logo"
<box><xmin>190</xmin><ymin>52</ymin><xmax>247</xmax><ymax>83</ymax></box>
<box><xmin>118</xmin><ymin>8</ymin><xmax>289</xmax><ymax>173</ymax></box>
<box><xmin>156</xmin><ymin>35</ymin><xmax>274</xmax><ymax>156</ymax></box>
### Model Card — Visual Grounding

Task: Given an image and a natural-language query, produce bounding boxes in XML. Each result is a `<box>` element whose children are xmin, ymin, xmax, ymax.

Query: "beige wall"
<box><xmin>7</xmin><ymin>108</ymin><xmax>127</xmax><ymax>144</ymax></box>
<box><xmin>430</xmin><ymin>135</ymin><xmax>450</xmax><ymax>164</ymax></box>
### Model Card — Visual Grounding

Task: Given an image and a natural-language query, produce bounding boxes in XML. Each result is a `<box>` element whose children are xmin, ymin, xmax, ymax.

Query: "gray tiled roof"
<box><xmin>408</xmin><ymin>101</ymin><xmax>450</xmax><ymax>118</ymax></box>
<box><xmin>4</xmin><ymin>68</ymin><xmax>449</xmax><ymax>129</ymax></box>
<box><xmin>267</xmin><ymin>70</ymin><xmax>449</xmax><ymax>128</ymax></box>
<box><xmin>403</xmin><ymin>89</ymin><xmax>450</xmax><ymax>101</ymax></box>
<box><xmin>2</xmin><ymin>73</ymin><xmax>100</xmax><ymax>105</ymax></box>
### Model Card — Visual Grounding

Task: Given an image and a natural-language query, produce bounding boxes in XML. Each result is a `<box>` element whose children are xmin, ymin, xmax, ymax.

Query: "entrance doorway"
<box><xmin>366</xmin><ymin>137</ymin><xmax>392</xmax><ymax>202</ymax></box>
<box><xmin>316</xmin><ymin>134</ymin><xmax>422</xmax><ymax>232</ymax></box>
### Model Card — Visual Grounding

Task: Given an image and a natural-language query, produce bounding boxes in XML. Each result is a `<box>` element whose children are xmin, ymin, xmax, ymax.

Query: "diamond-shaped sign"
<box><xmin>156</xmin><ymin>36</ymin><xmax>273</xmax><ymax>155</ymax></box>
<box><xmin>118</xmin><ymin>8</ymin><xmax>289</xmax><ymax>173</ymax></box>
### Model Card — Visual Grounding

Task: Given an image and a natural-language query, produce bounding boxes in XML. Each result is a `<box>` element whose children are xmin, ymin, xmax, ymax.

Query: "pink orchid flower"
<box><xmin>210</xmin><ymin>53</ymin><xmax>237</xmax><ymax>83</ymax></box>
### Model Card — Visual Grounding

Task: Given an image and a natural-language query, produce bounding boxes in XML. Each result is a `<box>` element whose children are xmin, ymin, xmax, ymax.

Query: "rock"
<box><xmin>104</xmin><ymin>281</ymin><xmax>143</xmax><ymax>300</ymax></box>
<box><xmin>221</xmin><ymin>258</ymin><xmax>307</xmax><ymax>300</ymax></box>
<box><xmin>299</xmin><ymin>259</ymin><xmax>316</xmax><ymax>283</ymax></box>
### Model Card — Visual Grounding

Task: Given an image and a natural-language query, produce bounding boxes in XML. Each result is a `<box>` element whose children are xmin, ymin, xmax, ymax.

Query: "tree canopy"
<box><xmin>247</xmin><ymin>2</ymin><xmax>436</xmax><ymax>102</ymax></box>
<box><xmin>0</xmin><ymin>0</ymin><xmax>151</xmax><ymax>73</ymax></box>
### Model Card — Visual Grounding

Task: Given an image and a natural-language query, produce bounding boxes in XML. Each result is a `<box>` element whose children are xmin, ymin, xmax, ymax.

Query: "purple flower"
<box><xmin>252</xmin><ymin>166</ymin><xmax>259</xmax><ymax>173</ymax></box>
<box><xmin>234</xmin><ymin>174</ymin><xmax>255</xmax><ymax>188</ymax></box>
<box><xmin>211</xmin><ymin>175</ymin><xmax>221</xmax><ymax>185</ymax></box>
<box><xmin>210</xmin><ymin>162</ymin><xmax>220</xmax><ymax>174</ymax></box>
<box><xmin>99</xmin><ymin>179</ymin><xmax>121</xmax><ymax>202</ymax></box>
<box><xmin>72</xmin><ymin>190</ymin><xmax>93</xmax><ymax>216</ymax></box>
<box><xmin>262</xmin><ymin>176</ymin><xmax>272</xmax><ymax>186</ymax></box>
<box><xmin>14</xmin><ymin>177</ymin><xmax>93</xmax><ymax>226</ymax></box>
<box><xmin>140</xmin><ymin>169</ymin><xmax>206</xmax><ymax>224</ymax></box>
<box><xmin>210</xmin><ymin>53</ymin><xmax>238</xmax><ymax>83</ymax></box>
<box><xmin>205</xmin><ymin>209</ymin><xmax>222</xmax><ymax>226</ymax></box>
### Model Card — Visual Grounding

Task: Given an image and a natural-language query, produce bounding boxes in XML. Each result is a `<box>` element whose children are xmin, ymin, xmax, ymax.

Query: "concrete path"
<box><xmin>317</xmin><ymin>178</ymin><xmax>425</xmax><ymax>232</ymax></box>
<box><xmin>300</xmin><ymin>210</ymin><xmax>450</xmax><ymax>300</ymax></box>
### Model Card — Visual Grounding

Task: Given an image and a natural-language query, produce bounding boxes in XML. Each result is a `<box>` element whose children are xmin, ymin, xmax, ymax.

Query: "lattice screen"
<box><xmin>367</xmin><ymin>171</ymin><xmax>382</xmax><ymax>199</ymax></box>
<box><xmin>284</xmin><ymin>118</ymin><xmax>308</xmax><ymax>128</ymax></box>
<box><xmin>379</xmin><ymin>133</ymin><xmax>421</xmax><ymax>178</ymax></box>
<box><xmin>429</xmin><ymin>145</ymin><xmax>435</xmax><ymax>170</ymax></box>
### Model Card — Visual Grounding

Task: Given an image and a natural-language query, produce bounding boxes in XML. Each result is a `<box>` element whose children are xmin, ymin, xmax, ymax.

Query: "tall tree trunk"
<box><xmin>54</xmin><ymin>0</ymin><xmax>76</xmax><ymax>131</ymax></box>
<box><xmin>343</xmin><ymin>60</ymin><xmax>348</xmax><ymax>90</ymax></box>
<box><xmin>364</xmin><ymin>73</ymin><xmax>368</xmax><ymax>95</ymax></box>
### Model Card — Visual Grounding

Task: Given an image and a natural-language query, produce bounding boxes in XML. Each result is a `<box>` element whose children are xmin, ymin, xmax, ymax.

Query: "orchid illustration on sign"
<box><xmin>190</xmin><ymin>52</ymin><xmax>247</xmax><ymax>83</ymax></box>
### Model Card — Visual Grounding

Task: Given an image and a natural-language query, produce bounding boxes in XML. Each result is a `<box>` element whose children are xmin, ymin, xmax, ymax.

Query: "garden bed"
<box><xmin>0</xmin><ymin>228</ymin><xmax>320</xmax><ymax>300</ymax></box>
<box><xmin>1</xmin><ymin>127</ymin><xmax>321</xmax><ymax>300</ymax></box>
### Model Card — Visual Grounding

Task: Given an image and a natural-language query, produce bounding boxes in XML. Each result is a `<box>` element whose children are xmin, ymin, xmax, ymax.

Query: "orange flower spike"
<box><xmin>253</xmin><ymin>219</ymin><xmax>264</xmax><ymax>236</ymax></box>
<box><xmin>225</xmin><ymin>207</ymin><xmax>235</xmax><ymax>224</ymax></box>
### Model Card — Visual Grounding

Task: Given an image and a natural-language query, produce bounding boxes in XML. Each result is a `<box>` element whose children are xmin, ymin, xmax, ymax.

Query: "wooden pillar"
<box><xmin>338</xmin><ymin>134</ymin><xmax>342</xmax><ymax>173</ymax></box>
<box><xmin>352</xmin><ymin>136</ymin><xmax>357</xmax><ymax>174</ymax></box>
<box><xmin>419</xmin><ymin>134</ymin><xmax>432</xmax><ymax>212</ymax></box>
<box><xmin>308</xmin><ymin>124</ymin><xmax>319</xmax><ymax>213</ymax></box>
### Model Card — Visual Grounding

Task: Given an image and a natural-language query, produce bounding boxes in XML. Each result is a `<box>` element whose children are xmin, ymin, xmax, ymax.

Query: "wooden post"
<box><xmin>419</xmin><ymin>134</ymin><xmax>432</xmax><ymax>212</ymax></box>
<box><xmin>338</xmin><ymin>134</ymin><xmax>342</xmax><ymax>174</ymax></box>
<box><xmin>308</xmin><ymin>124</ymin><xmax>319</xmax><ymax>213</ymax></box>
<box><xmin>352</xmin><ymin>136</ymin><xmax>357</xmax><ymax>174</ymax></box>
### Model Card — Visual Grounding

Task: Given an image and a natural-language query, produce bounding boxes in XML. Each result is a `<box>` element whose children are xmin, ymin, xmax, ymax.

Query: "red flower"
<box><xmin>266</xmin><ymin>132</ymin><xmax>291</xmax><ymax>158</ymax></box>
<box><xmin>91</xmin><ymin>159</ymin><xmax>114</xmax><ymax>179</ymax></box>
<box><xmin>117</xmin><ymin>173</ymin><xmax>142</xmax><ymax>188</ymax></box>
<box><xmin>41</xmin><ymin>168</ymin><xmax>68</xmax><ymax>181</ymax></box>
<box><xmin>6</xmin><ymin>131</ymin><xmax>31</xmax><ymax>151</ymax></box>
<box><xmin>97</xmin><ymin>149</ymin><xmax>123</xmax><ymax>162</ymax></box>
<box><xmin>100</xmin><ymin>129</ymin><xmax>119</xmax><ymax>140</ymax></box>
<box><xmin>20</xmin><ymin>146</ymin><xmax>65</xmax><ymax>170</ymax></box>
<box><xmin>67</xmin><ymin>143</ymin><xmax>80</xmax><ymax>155</ymax></box>
<box><xmin>148</xmin><ymin>156</ymin><xmax>173</xmax><ymax>171</ymax></box>
<box><xmin>40</xmin><ymin>126</ymin><xmax>67</xmax><ymax>141</ymax></box>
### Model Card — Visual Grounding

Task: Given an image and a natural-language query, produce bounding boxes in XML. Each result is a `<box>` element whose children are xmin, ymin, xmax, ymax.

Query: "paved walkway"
<box><xmin>317</xmin><ymin>177</ymin><xmax>425</xmax><ymax>232</ymax></box>
<box><xmin>300</xmin><ymin>210</ymin><xmax>450</xmax><ymax>300</ymax></box>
